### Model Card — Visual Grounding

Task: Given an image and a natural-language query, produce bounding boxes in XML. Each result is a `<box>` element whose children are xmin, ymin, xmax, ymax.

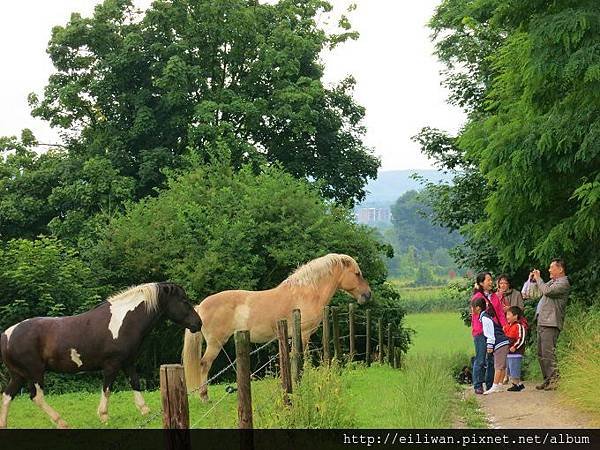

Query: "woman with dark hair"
<box><xmin>470</xmin><ymin>272</ymin><xmax>495</xmax><ymax>394</ymax></box>
<box><xmin>497</xmin><ymin>274</ymin><xmax>524</xmax><ymax>310</ymax></box>
<box><xmin>472</xmin><ymin>296</ymin><xmax>510</xmax><ymax>395</ymax></box>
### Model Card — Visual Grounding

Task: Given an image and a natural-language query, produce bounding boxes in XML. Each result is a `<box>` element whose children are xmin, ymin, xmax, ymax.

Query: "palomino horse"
<box><xmin>182</xmin><ymin>253</ymin><xmax>371</xmax><ymax>401</ymax></box>
<box><xmin>0</xmin><ymin>282</ymin><xmax>201</xmax><ymax>428</ymax></box>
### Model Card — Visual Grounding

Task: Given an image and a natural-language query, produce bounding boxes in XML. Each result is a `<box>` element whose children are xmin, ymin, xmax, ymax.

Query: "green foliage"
<box><xmin>0</xmin><ymin>135</ymin><xmax>63</xmax><ymax>240</ymax></box>
<box><xmin>90</xmin><ymin>161</ymin><xmax>390</xmax><ymax>298</ymax></box>
<box><xmin>260</xmin><ymin>360</ymin><xmax>355</xmax><ymax>428</ymax></box>
<box><xmin>419</xmin><ymin>0</ymin><xmax>600</xmax><ymax>290</ymax></box>
<box><xmin>391</xmin><ymin>190</ymin><xmax>462</xmax><ymax>252</ymax></box>
<box><xmin>30</xmin><ymin>0</ymin><xmax>379</xmax><ymax>205</ymax></box>
<box><xmin>557</xmin><ymin>303</ymin><xmax>600</xmax><ymax>420</ymax></box>
<box><xmin>81</xmin><ymin>161</ymin><xmax>401</xmax><ymax>383</ymax></box>
<box><xmin>0</xmin><ymin>237</ymin><xmax>105</xmax><ymax>331</ymax></box>
<box><xmin>386</xmin><ymin>189</ymin><xmax>462</xmax><ymax>280</ymax></box>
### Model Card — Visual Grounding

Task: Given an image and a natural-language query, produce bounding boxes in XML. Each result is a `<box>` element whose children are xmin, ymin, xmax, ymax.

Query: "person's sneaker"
<box><xmin>507</xmin><ymin>384</ymin><xmax>520</xmax><ymax>392</ymax></box>
<box><xmin>474</xmin><ymin>387</ymin><xmax>484</xmax><ymax>395</ymax></box>
<box><xmin>518</xmin><ymin>383</ymin><xmax>525</xmax><ymax>390</ymax></box>
<box><xmin>483</xmin><ymin>384</ymin><xmax>502</xmax><ymax>395</ymax></box>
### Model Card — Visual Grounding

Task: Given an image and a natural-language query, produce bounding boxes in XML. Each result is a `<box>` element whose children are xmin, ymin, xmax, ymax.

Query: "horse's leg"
<box><xmin>97</xmin><ymin>366</ymin><xmax>119</xmax><ymax>423</ymax></box>
<box><xmin>123</xmin><ymin>365</ymin><xmax>150</xmax><ymax>415</ymax></box>
<box><xmin>198</xmin><ymin>341</ymin><xmax>223</xmax><ymax>402</ymax></box>
<box><xmin>0</xmin><ymin>373</ymin><xmax>24</xmax><ymax>428</ymax></box>
<box><xmin>29</xmin><ymin>376</ymin><xmax>69</xmax><ymax>429</ymax></box>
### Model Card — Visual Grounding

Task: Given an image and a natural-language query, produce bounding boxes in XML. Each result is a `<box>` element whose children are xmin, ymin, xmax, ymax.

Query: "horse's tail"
<box><xmin>182</xmin><ymin>325</ymin><xmax>204</xmax><ymax>393</ymax></box>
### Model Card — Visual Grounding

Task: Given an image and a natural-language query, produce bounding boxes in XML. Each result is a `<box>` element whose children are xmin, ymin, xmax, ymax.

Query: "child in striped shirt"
<box><xmin>503</xmin><ymin>306</ymin><xmax>527</xmax><ymax>392</ymax></box>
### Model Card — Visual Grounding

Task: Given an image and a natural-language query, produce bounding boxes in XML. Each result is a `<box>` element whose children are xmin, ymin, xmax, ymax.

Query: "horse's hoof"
<box><xmin>57</xmin><ymin>420</ymin><xmax>69</xmax><ymax>429</ymax></box>
<box><xmin>140</xmin><ymin>406</ymin><xmax>151</xmax><ymax>416</ymax></box>
<box><xmin>98</xmin><ymin>413</ymin><xmax>109</xmax><ymax>424</ymax></box>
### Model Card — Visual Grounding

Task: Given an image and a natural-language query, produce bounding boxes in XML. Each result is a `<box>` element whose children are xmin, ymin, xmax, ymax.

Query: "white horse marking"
<box><xmin>3</xmin><ymin>319</ymin><xmax>30</xmax><ymax>345</ymax></box>
<box><xmin>70</xmin><ymin>349</ymin><xmax>83</xmax><ymax>367</ymax></box>
<box><xmin>97</xmin><ymin>389</ymin><xmax>111</xmax><ymax>423</ymax></box>
<box><xmin>33</xmin><ymin>383</ymin><xmax>68</xmax><ymax>428</ymax></box>
<box><xmin>0</xmin><ymin>394</ymin><xmax>12</xmax><ymax>428</ymax></box>
<box><xmin>108</xmin><ymin>292</ymin><xmax>146</xmax><ymax>339</ymax></box>
<box><xmin>133</xmin><ymin>391</ymin><xmax>150</xmax><ymax>415</ymax></box>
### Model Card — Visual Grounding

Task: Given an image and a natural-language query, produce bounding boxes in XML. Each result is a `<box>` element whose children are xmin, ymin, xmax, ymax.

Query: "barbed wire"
<box><xmin>137</xmin><ymin>407</ymin><xmax>164</xmax><ymax>429</ymax></box>
<box><xmin>190</xmin><ymin>390</ymin><xmax>231</xmax><ymax>429</ymax></box>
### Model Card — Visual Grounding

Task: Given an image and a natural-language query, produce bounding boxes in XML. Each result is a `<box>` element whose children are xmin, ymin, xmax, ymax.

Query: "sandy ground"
<box><xmin>467</xmin><ymin>381</ymin><xmax>597</xmax><ymax>429</ymax></box>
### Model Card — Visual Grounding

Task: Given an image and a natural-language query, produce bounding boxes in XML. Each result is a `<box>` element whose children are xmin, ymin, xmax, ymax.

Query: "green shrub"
<box><xmin>0</xmin><ymin>237</ymin><xmax>106</xmax><ymax>331</ymax></box>
<box><xmin>557</xmin><ymin>303</ymin><xmax>600</xmax><ymax>422</ymax></box>
<box><xmin>259</xmin><ymin>360</ymin><xmax>356</xmax><ymax>428</ymax></box>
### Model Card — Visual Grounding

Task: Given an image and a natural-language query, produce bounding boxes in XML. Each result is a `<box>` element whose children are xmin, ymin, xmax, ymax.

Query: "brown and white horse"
<box><xmin>182</xmin><ymin>253</ymin><xmax>371</xmax><ymax>401</ymax></box>
<box><xmin>0</xmin><ymin>282</ymin><xmax>201</xmax><ymax>428</ymax></box>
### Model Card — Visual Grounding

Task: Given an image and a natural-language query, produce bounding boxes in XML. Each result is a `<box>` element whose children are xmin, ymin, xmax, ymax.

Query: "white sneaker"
<box><xmin>483</xmin><ymin>384</ymin><xmax>502</xmax><ymax>395</ymax></box>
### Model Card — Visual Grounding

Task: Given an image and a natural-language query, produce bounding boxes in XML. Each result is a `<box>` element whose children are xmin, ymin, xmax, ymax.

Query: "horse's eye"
<box><xmin>355</xmin><ymin>272</ymin><xmax>361</xmax><ymax>277</ymax></box>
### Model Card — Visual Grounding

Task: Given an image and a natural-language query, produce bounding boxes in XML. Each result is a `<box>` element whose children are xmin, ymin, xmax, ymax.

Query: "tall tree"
<box><xmin>419</xmin><ymin>0</ymin><xmax>600</xmax><ymax>292</ymax></box>
<box><xmin>30</xmin><ymin>0</ymin><xmax>379</xmax><ymax>204</ymax></box>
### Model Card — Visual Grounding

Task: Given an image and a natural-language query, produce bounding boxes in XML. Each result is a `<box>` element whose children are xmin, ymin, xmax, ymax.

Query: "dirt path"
<box><xmin>468</xmin><ymin>381</ymin><xmax>597</xmax><ymax>428</ymax></box>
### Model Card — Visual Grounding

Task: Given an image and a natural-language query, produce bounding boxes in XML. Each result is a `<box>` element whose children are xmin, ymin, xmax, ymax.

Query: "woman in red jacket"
<box><xmin>471</xmin><ymin>272</ymin><xmax>495</xmax><ymax>394</ymax></box>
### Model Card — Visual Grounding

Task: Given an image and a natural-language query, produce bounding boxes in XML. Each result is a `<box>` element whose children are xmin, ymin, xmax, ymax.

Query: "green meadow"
<box><xmin>5</xmin><ymin>289</ymin><xmax>485</xmax><ymax>429</ymax></box>
<box><xmin>404</xmin><ymin>311</ymin><xmax>472</xmax><ymax>355</ymax></box>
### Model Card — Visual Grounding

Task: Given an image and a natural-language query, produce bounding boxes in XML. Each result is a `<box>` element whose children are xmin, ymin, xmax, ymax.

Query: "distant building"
<box><xmin>355</xmin><ymin>207</ymin><xmax>392</xmax><ymax>225</ymax></box>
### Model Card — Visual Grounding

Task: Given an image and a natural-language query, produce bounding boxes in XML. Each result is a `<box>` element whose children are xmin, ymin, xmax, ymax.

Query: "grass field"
<box><xmin>404</xmin><ymin>311</ymin><xmax>472</xmax><ymax>355</ymax></box>
<box><xmin>4</xmin><ymin>310</ymin><xmax>481</xmax><ymax>429</ymax></box>
<box><xmin>4</xmin><ymin>362</ymin><xmax>465</xmax><ymax>429</ymax></box>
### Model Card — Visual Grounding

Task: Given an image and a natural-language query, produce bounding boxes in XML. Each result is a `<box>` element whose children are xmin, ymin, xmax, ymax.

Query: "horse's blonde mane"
<box><xmin>283</xmin><ymin>254</ymin><xmax>357</xmax><ymax>287</ymax></box>
<box><xmin>107</xmin><ymin>283</ymin><xmax>160</xmax><ymax>312</ymax></box>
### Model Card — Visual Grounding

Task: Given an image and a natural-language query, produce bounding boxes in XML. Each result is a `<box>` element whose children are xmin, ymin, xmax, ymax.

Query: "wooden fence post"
<box><xmin>235</xmin><ymin>330</ymin><xmax>253</xmax><ymax>429</ymax></box>
<box><xmin>277</xmin><ymin>319</ymin><xmax>292</xmax><ymax>405</ymax></box>
<box><xmin>348</xmin><ymin>303</ymin><xmax>355</xmax><ymax>361</ymax></box>
<box><xmin>387</xmin><ymin>323</ymin><xmax>393</xmax><ymax>366</ymax></box>
<box><xmin>378</xmin><ymin>318</ymin><xmax>384</xmax><ymax>364</ymax></box>
<box><xmin>322</xmin><ymin>306</ymin><xmax>331</xmax><ymax>365</ymax></box>
<box><xmin>365</xmin><ymin>309</ymin><xmax>371</xmax><ymax>366</ymax></box>
<box><xmin>291</xmin><ymin>309</ymin><xmax>303</xmax><ymax>383</ymax></box>
<box><xmin>331</xmin><ymin>307</ymin><xmax>342</xmax><ymax>361</ymax></box>
<box><xmin>160</xmin><ymin>364</ymin><xmax>191</xmax><ymax>450</ymax></box>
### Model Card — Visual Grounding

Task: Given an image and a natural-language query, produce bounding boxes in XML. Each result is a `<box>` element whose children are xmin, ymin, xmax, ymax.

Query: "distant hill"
<box><xmin>359</xmin><ymin>170</ymin><xmax>451</xmax><ymax>207</ymax></box>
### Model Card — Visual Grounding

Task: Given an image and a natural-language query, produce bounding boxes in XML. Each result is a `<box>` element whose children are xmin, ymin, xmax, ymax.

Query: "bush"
<box><xmin>557</xmin><ymin>303</ymin><xmax>600</xmax><ymax>420</ymax></box>
<box><xmin>0</xmin><ymin>237</ymin><xmax>106</xmax><ymax>331</ymax></box>
<box><xmin>84</xmin><ymin>161</ymin><xmax>403</xmax><ymax>386</ymax></box>
<box><xmin>259</xmin><ymin>360</ymin><xmax>356</xmax><ymax>428</ymax></box>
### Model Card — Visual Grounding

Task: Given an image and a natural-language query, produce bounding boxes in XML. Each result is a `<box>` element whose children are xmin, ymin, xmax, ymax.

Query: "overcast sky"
<box><xmin>0</xmin><ymin>0</ymin><xmax>464</xmax><ymax>171</ymax></box>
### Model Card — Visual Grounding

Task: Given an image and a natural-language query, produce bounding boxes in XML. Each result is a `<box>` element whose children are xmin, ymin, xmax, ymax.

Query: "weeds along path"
<box><xmin>404</xmin><ymin>311</ymin><xmax>600</xmax><ymax>429</ymax></box>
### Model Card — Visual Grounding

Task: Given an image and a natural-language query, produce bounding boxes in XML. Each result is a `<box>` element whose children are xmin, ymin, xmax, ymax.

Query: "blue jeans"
<box><xmin>473</xmin><ymin>334</ymin><xmax>494</xmax><ymax>390</ymax></box>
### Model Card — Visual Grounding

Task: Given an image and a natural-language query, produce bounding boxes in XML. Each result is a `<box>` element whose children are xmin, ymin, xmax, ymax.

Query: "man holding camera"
<box><xmin>531</xmin><ymin>258</ymin><xmax>570</xmax><ymax>391</ymax></box>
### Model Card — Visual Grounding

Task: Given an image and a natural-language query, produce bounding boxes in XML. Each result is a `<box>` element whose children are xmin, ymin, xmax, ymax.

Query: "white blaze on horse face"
<box><xmin>70</xmin><ymin>349</ymin><xmax>83</xmax><ymax>367</ymax></box>
<box><xmin>108</xmin><ymin>292</ymin><xmax>146</xmax><ymax>339</ymax></box>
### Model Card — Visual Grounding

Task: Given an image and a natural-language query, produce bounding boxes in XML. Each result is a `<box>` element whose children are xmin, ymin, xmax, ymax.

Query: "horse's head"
<box><xmin>338</xmin><ymin>256</ymin><xmax>372</xmax><ymax>304</ymax></box>
<box><xmin>159</xmin><ymin>284</ymin><xmax>202</xmax><ymax>332</ymax></box>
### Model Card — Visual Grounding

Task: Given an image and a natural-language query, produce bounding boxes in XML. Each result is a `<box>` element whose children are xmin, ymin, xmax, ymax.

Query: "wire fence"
<box><xmin>148</xmin><ymin>305</ymin><xmax>405</xmax><ymax>430</ymax></box>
